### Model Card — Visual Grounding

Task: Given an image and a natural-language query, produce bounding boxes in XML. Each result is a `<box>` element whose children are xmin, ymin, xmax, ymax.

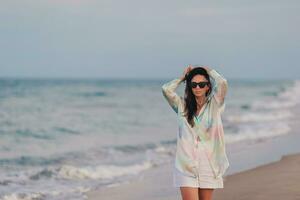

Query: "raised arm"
<box><xmin>161</xmin><ymin>78</ymin><xmax>183</xmax><ymax>114</ymax></box>
<box><xmin>206</xmin><ymin>68</ymin><xmax>228</xmax><ymax>110</ymax></box>
<box><xmin>162</xmin><ymin>65</ymin><xmax>193</xmax><ymax>113</ymax></box>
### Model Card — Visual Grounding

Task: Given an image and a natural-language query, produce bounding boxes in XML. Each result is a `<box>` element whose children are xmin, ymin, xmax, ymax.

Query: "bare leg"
<box><xmin>180</xmin><ymin>187</ymin><xmax>199</xmax><ymax>200</ymax></box>
<box><xmin>198</xmin><ymin>188</ymin><xmax>214</xmax><ymax>200</ymax></box>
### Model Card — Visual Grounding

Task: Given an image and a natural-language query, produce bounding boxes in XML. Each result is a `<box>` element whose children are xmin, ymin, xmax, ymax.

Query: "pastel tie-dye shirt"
<box><xmin>162</xmin><ymin>69</ymin><xmax>230</xmax><ymax>179</ymax></box>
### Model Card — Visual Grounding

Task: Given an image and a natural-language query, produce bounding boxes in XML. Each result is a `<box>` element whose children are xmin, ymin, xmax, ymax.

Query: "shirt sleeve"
<box><xmin>161</xmin><ymin>78</ymin><xmax>182</xmax><ymax>114</ymax></box>
<box><xmin>208</xmin><ymin>69</ymin><xmax>228</xmax><ymax>112</ymax></box>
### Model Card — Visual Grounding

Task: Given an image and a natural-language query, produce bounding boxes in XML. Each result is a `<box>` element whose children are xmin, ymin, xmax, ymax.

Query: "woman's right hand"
<box><xmin>180</xmin><ymin>64</ymin><xmax>193</xmax><ymax>81</ymax></box>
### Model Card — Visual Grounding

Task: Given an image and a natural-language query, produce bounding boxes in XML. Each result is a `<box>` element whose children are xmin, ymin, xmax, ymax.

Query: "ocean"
<box><xmin>0</xmin><ymin>77</ymin><xmax>299</xmax><ymax>200</ymax></box>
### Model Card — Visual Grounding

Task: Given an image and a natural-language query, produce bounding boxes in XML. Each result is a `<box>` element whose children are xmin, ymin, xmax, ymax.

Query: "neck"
<box><xmin>195</xmin><ymin>95</ymin><xmax>206</xmax><ymax>107</ymax></box>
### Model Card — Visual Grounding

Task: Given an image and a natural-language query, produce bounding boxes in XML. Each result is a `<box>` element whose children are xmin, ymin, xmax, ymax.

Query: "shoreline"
<box><xmin>86</xmin><ymin>151</ymin><xmax>300</xmax><ymax>200</ymax></box>
<box><xmin>86</xmin><ymin>104</ymin><xmax>300</xmax><ymax>200</ymax></box>
<box><xmin>86</xmin><ymin>133</ymin><xmax>300</xmax><ymax>200</ymax></box>
<box><xmin>213</xmin><ymin>152</ymin><xmax>300</xmax><ymax>200</ymax></box>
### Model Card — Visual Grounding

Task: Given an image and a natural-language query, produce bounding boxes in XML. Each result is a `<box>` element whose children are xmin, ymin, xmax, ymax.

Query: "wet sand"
<box><xmin>214</xmin><ymin>152</ymin><xmax>300</xmax><ymax>200</ymax></box>
<box><xmin>86</xmin><ymin>152</ymin><xmax>300</xmax><ymax>200</ymax></box>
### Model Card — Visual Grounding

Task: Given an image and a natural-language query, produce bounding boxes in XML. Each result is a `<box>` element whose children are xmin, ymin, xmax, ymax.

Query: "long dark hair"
<box><xmin>182</xmin><ymin>66</ymin><xmax>212</xmax><ymax>127</ymax></box>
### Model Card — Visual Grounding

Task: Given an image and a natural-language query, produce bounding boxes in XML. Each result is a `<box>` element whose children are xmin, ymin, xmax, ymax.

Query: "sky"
<box><xmin>0</xmin><ymin>0</ymin><xmax>299</xmax><ymax>80</ymax></box>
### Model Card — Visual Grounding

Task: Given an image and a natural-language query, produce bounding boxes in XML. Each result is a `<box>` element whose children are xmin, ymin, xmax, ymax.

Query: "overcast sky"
<box><xmin>0</xmin><ymin>0</ymin><xmax>299</xmax><ymax>80</ymax></box>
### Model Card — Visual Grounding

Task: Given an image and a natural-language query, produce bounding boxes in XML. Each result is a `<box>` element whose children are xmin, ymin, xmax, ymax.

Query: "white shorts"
<box><xmin>173</xmin><ymin>141</ymin><xmax>224</xmax><ymax>189</ymax></box>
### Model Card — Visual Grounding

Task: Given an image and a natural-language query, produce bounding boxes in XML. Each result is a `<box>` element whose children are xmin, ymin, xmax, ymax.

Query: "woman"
<box><xmin>161</xmin><ymin>65</ymin><xmax>230</xmax><ymax>200</ymax></box>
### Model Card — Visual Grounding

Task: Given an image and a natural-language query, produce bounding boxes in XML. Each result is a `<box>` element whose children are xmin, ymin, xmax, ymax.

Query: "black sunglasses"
<box><xmin>191</xmin><ymin>81</ymin><xmax>209</xmax><ymax>88</ymax></box>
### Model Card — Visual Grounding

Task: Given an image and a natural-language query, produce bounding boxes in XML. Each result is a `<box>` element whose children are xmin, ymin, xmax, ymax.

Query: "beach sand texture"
<box><xmin>87</xmin><ymin>152</ymin><xmax>300</xmax><ymax>200</ymax></box>
<box><xmin>214</xmin><ymin>153</ymin><xmax>300</xmax><ymax>200</ymax></box>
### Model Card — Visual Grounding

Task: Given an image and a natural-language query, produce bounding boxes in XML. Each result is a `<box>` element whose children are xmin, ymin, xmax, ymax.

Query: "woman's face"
<box><xmin>190</xmin><ymin>75</ymin><xmax>210</xmax><ymax>98</ymax></box>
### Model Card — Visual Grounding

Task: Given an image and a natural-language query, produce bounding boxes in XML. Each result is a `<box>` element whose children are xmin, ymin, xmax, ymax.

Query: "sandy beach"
<box><xmin>213</xmin><ymin>152</ymin><xmax>300</xmax><ymax>200</ymax></box>
<box><xmin>87</xmin><ymin>151</ymin><xmax>300</xmax><ymax>200</ymax></box>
